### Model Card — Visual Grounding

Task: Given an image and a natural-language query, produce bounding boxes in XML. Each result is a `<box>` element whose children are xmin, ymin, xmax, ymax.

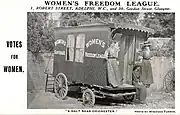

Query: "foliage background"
<box><xmin>27</xmin><ymin>12</ymin><xmax>175</xmax><ymax>58</ymax></box>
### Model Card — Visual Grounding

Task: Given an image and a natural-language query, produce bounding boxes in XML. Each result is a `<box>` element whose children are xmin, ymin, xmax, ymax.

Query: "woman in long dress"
<box><xmin>104</xmin><ymin>41</ymin><xmax>123</xmax><ymax>88</ymax></box>
<box><xmin>138</xmin><ymin>41</ymin><xmax>154</xmax><ymax>88</ymax></box>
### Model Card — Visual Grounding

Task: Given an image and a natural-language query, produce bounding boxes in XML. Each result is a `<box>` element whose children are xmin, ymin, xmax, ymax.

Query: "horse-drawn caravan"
<box><xmin>48</xmin><ymin>23</ymin><xmax>154</xmax><ymax>107</ymax></box>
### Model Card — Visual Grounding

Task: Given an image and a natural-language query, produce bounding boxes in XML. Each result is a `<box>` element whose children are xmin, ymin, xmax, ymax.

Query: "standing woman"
<box><xmin>140</xmin><ymin>41</ymin><xmax>154</xmax><ymax>88</ymax></box>
<box><xmin>104</xmin><ymin>40</ymin><xmax>123</xmax><ymax>88</ymax></box>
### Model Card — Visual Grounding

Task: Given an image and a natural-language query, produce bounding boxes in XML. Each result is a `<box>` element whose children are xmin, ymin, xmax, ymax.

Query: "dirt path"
<box><xmin>27</xmin><ymin>90</ymin><xmax>174</xmax><ymax>109</ymax></box>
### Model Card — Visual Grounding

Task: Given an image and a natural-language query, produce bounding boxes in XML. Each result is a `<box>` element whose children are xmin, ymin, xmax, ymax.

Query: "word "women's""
<box><xmin>55</xmin><ymin>39</ymin><xmax>66</xmax><ymax>46</ymax></box>
<box><xmin>86</xmin><ymin>38</ymin><xmax>105</xmax><ymax>48</ymax></box>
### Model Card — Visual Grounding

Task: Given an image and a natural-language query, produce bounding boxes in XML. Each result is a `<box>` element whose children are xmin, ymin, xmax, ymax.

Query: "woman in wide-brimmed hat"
<box><xmin>139</xmin><ymin>41</ymin><xmax>154</xmax><ymax>88</ymax></box>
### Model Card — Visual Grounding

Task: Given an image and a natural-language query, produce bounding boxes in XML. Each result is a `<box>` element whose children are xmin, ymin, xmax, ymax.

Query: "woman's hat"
<box><xmin>140</xmin><ymin>41</ymin><xmax>152</xmax><ymax>48</ymax></box>
<box><xmin>109</xmin><ymin>39</ymin><xmax>117</xmax><ymax>45</ymax></box>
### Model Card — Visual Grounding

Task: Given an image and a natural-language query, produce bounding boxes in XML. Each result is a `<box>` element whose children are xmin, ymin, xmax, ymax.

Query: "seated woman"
<box><xmin>132</xmin><ymin>63</ymin><xmax>147</xmax><ymax>103</ymax></box>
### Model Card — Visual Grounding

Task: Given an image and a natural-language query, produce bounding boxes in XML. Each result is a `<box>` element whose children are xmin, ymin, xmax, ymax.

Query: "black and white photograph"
<box><xmin>27</xmin><ymin>12</ymin><xmax>175</xmax><ymax>109</ymax></box>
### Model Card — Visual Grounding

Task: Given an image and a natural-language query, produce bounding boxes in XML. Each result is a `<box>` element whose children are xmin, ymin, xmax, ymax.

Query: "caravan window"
<box><xmin>66</xmin><ymin>35</ymin><xmax>75</xmax><ymax>61</ymax></box>
<box><xmin>75</xmin><ymin>34</ymin><xmax>85</xmax><ymax>63</ymax></box>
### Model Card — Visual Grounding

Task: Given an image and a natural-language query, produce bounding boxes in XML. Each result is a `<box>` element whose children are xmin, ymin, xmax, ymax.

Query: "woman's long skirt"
<box><xmin>134</xmin><ymin>83</ymin><xmax>147</xmax><ymax>101</ymax></box>
<box><xmin>107</xmin><ymin>59</ymin><xmax>123</xmax><ymax>87</ymax></box>
<box><xmin>140</xmin><ymin>60</ymin><xmax>153</xmax><ymax>86</ymax></box>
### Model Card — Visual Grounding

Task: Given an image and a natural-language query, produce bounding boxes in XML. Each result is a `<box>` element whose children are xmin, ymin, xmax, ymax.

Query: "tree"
<box><xmin>27</xmin><ymin>12</ymin><xmax>175</xmax><ymax>59</ymax></box>
<box><xmin>140</xmin><ymin>13</ymin><xmax>175</xmax><ymax>37</ymax></box>
<box><xmin>27</xmin><ymin>12</ymin><xmax>54</xmax><ymax>57</ymax></box>
<box><xmin>59</xmin><ymin>12</ymin><xmax>140</xmax><ymax>26</ymax></box>
<box><xmin>59</xmin><ymin>12</ymin><xmax>175</xmax><ymax>38</ymax></box>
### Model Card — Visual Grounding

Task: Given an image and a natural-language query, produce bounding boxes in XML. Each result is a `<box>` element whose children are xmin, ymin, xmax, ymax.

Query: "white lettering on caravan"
<box><xmin>86</xmin><ymin>38</ymin><xmax>105</xmax><ymax>48</ymax></box>
<box><xmin>85</xmin><ymin>52</ymin><xmax>105</xmax><ymax>59</ymax></box>
<box><xmin>54</xmin><ymin>50</ymin><xmax>65</xmax><ymax>55</ymax></box>
<box><xmin>55</xmin><ymin>39</ymin><xmax>66</xmax><ymax>46</ymax></box>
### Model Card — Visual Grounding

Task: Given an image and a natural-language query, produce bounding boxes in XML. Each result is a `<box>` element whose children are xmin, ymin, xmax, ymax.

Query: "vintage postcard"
<box><xmin>0</xmin><ymin>0</ymin><xmax>178</xmax><ymax>114</ymax></box>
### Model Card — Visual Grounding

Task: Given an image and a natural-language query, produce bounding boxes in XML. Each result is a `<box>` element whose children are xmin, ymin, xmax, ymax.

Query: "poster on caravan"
<box><xmin>0</xmin><ymin>0</ymin><xmax>178</xmax><ymax>114</ymax></box>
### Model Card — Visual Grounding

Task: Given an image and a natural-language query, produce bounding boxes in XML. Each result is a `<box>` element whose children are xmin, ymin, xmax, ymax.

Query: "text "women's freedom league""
<box><xmin>44</xmin><ymin>1</ymin><xmax>159</xmax><ymax>7</ymax></box>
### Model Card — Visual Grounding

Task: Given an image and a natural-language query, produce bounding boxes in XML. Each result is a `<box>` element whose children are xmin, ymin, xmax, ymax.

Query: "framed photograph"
<box><xmin>0</xmin><ymin>0</ymin><xmax>177</xmax><ymax>114</ymax></box>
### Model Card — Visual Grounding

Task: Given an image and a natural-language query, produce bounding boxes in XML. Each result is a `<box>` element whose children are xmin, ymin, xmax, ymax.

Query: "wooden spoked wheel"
<box><xmin>82</xmin><ymin>89</ymin><xmax>95</xmax><ymax>107</ymax></box>
<box><xmin>123</xmin><ymin>95</ymin><xmax>135</xmax><ymax>102</ymax></box>
<box><xmin>54</xmin><ymin>73</ymin><xmax>68</xmax><ymax>100</ymax></box>
<box><xmin>164</xmin><ymin>68</ymin><xmax>175</xmax><ymax>93</ymax></box>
